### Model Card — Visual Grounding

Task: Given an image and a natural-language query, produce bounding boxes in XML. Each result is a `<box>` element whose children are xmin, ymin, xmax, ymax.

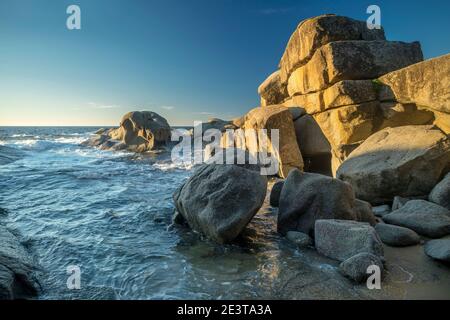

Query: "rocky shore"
<box><xmin>79</xmin><ymin>14</ymin><xmax>450</xmax><ymax>288</ymax></box>
<box><xmin>2</xmin><ymin>13</ymin><xmax>449</xmax><ymax>299</ymax></box>
<box><xmin>169</xmin><ymin>14</ymin><xmax>450</xmax><ymax>285</ymax></box>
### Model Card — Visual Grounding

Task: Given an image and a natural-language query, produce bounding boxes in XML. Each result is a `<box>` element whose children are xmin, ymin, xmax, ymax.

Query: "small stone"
<box><xmin>339</xmin><ymin>252</ymin><xmax>384</xmax><ymax>283</ymax></box>
<box><xmin>372</xmin><ymin>205</ymin><xmax>391</xmax><ymax>217</ymax></box>
<box><xmin>286</xmin><ymin>231</ymin><xmax>313</xmax><ymax>247</ymax></box>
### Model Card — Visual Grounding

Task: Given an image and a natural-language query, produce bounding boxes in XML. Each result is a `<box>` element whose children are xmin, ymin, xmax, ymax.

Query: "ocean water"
<box><xmin>0</xmin><ymin>126</ymin><xmax>313</xmax><ymax>300</ymax></box>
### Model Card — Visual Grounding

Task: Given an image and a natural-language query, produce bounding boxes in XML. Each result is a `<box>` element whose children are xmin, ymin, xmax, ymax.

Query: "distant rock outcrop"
<box><xmin>82</xmin><ymin>111</ymin><xmax>171</xmax><ymax>153</ymax></box>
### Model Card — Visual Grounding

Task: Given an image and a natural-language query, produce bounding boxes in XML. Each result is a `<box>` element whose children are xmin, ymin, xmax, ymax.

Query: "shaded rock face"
<box><xmin>337</xmin><ymin>125</ymin><xmax>450</xmax><ymax>204</ymax></box>
<box><xmin>293</xmin><ymin>115</ymin><xmax>331</xmax><ymax>158</ymax></box>
<box><xmin>424</xmin><ymin>239</ymin><xmax>450</xmax><ymax>263</ymax></box>
<box><xmin>383</xmin><ymin>200</ymin><xmax>450</xmax><ymax>238</ymax></box>
<box><xmin>258</xmin><ymin>70</ymin><xmax>288</xmax><ymax>106</ymax></box>
<box><xmin>278</xmin><ymin>169</ymin><xmax>357</xmax><ymax>237</ymax></box>
<box><xmin>0</xmin><ymin>225</ymin><xmax>39</xmax><ymax>299</ymax></box>
<box><xmin>429</xmin><ymin>173</ymin><xmax>450</xmax><ymax>210</ymax></box>
<box><xmin>287</xmin><ymin>40</ymin><xmax>423</xmax><ymax>96</ymax></box>
<box><xmin>269</xmin><ymin>180</ymin><xmax>284</xmax><ymax>207</ymax></box>
<box><xmin>223</xmin><ymin>105</ymin><xmax>304</xmax><ymax>178</ymax></box>
<box><xmin>173</xmin><ymin>163</ymin><xmax>267</xmax><ymax>244</ymax></box>
<box><xmin>339</xmin><ymin>252</ymin><xmax>384</xmax><ymax>283</ymax></box>
<box><xmin>374</xmin><ymin>223</ymin><xmax>420</xmax><ymax>247</ymax></box>
<box><xmin>354</xmin><ymin>199</ymin><xmax>376</xmax><ymax>226</ymax></box>
<box><xmin>279</xmin><ymin>14</ymin><xmax>385</xmax><ymax>85</ymax></box>
<box><xmin>315</xmin><ymin>220</ymin><xmax>384</xmax><ymax>262</ymax></box>
<box><xmin>286</xmin><ymin>231</ymin><xmax>313</xmax><ymax>248</ymax></box>
<box><xmin>379</xmin><ymin>53</ymin><xmax>450</xmax><ymax>115</ymax></box>
<box><xmin>82</xmin><ymin>111</ymin><xmax>171</xmax><ymax>153</ymax></box>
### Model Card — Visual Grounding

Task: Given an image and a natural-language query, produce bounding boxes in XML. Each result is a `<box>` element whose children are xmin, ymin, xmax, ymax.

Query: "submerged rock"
<box><xmin>0</xmin><ymin>225</ymin><xmax>39</xmax><ymax>299</ymax></box>
<box><xmin>337</xmin><ymin>125</ymin><xmax>450</xmax><ymax>204</ymax></box>
<box><xmin>424</xmin><ymin>239</ymin><xmax>450</xmax><ymax>263</ymax></box>
<box><xmin>374</xmin><ymin>223</ymin><xmax>420</xmax><ymax>247</ymax></box>
<box><xmin>383</xmin><ymin>200</ymin><xmax>450</xmax><ymax>238</ymax></box>
<box><xmin>278</xmin><ymin>169</ymin><xmax>357</xmax><ymax>236</ymax></box>
<box><xmin>173</xmin><ymin>163</ymin><xmax>267</xmax><ymax>243</ymax></box>
<box><xmin>339</xmin><ymin>252</ymin><xmax>384</xmax><ymax>283</ymax></box>
<box><xmin>315</xmin><ymin>220</ymin><xmax>384</xmax><ymax>262</ymax></box>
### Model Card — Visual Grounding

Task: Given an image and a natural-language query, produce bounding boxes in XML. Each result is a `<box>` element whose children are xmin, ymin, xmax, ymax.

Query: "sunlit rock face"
<box><xmin>337</xmin><ymin>126</ymin><xmax>450</xmax><ymax>204</ymax></box>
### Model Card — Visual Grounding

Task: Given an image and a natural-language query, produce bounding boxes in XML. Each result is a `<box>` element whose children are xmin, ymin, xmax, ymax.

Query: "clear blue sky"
<box><xmin>1</xmin><ymin>0</ymin><xmax>449</xmax><ymax>126</ymax></box>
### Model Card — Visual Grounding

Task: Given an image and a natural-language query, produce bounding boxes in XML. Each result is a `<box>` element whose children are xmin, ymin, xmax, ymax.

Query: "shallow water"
<box><xmin>0</xmin><ymin>127</ymin><xmax>449</xmax><ymax>300</ymax></box>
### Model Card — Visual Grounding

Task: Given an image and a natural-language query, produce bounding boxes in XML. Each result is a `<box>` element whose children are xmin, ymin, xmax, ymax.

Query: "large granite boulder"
<box><xmin>82</xmin><ymin>111</ymin><xmax>171</xmax><ymax>153</ymax></box>
<box><xmin>279</xmin><ymin>14</ymin><xmax>385</xmax><ymax>84</ymax></box>
<box><xmin>429</xmin><ymin>173</ymin><xmax>450</xmax><ymax>210</ymax></box>
<box><xmin>0</xmin><ymin>225</ymin><xmax>39</xmax><ymax>299</ymax></box>
<box><xmin>337</xmin><ymin>125</ymin><xmax>450</xmax><ymax>203</ymax></box>
<box><xmin>315</xmin><ymin>219</ymin><xmax>384</xmax><ymax>262</ymax></box>
<box><xmin>278</xmin><ymin>169</ymin><xmax>357</xmax><ymax>236</ymax></box>
<box><xmin>258</xmin><ymin>70</ymin><xmax>288</xmax><ymax>106</ymax></box>
<box><xmin>241</xmin><ymin>105</ymin><xmax>304</xmax><ymax>178</ymax></box>
<box><xmin>383</xmin><ymin>200</ymin><xmax>450</xmax><ymax>238</ymax></box>
<box><xmin>379</xmin><ymin>53</ymin><xmax>450</xmax><ymax>114</ymax></box>
<box><xmin>287</xmin><ymin>40</ymin><xmax>423</xmax><ymax>96</ymax></box>
<box><xmin>173</xmin><ymin>163</ymin><xmax>267</xmax><ymax>243</ymax></box>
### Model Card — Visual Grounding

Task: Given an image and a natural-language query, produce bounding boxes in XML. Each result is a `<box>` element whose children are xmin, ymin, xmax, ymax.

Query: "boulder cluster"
<box><xmin>171</xmin><ymin>14</ymin><xmax>450</xmax><ymax>283</ymax></box>
<box><xmin>80</xmin><ymin>14</ymin><xmax>450</xmax><ymax>284</ymax></box>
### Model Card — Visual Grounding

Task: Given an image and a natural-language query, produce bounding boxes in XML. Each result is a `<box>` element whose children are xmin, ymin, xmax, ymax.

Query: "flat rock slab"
<box><xmin>314</xmin><ymin>219</ymin><xmax>384</xmax><ymax>262</ymax></box>
<box><xmin>287</xmin><ymin>40</ymin><xmax>422</xmax><ymax>96</ymax></box>
<box><xmin>383</xmin><ymin>200</ymin><xmax>450</xmax><ymax>238</ymax></box>
<box><xmin>424</xmin><ymin>239</ymin><xmax>450</xmax><ymax>263</ymax></box>
<box><xmin>374</xmin><ymin>223</ymin><xmax>420</xmax><ymax>247</ymax></box>
<box><xmin>379</xmin><ymin>53</ymin><xmax>450</xmax><ymax>114</ymax></box>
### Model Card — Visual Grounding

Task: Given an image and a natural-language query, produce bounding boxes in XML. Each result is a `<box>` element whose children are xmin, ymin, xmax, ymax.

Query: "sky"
<box><xmin>0</xmin><ymin>0</ymin><xmax>449</xmax><ymax>126</ymax></box>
